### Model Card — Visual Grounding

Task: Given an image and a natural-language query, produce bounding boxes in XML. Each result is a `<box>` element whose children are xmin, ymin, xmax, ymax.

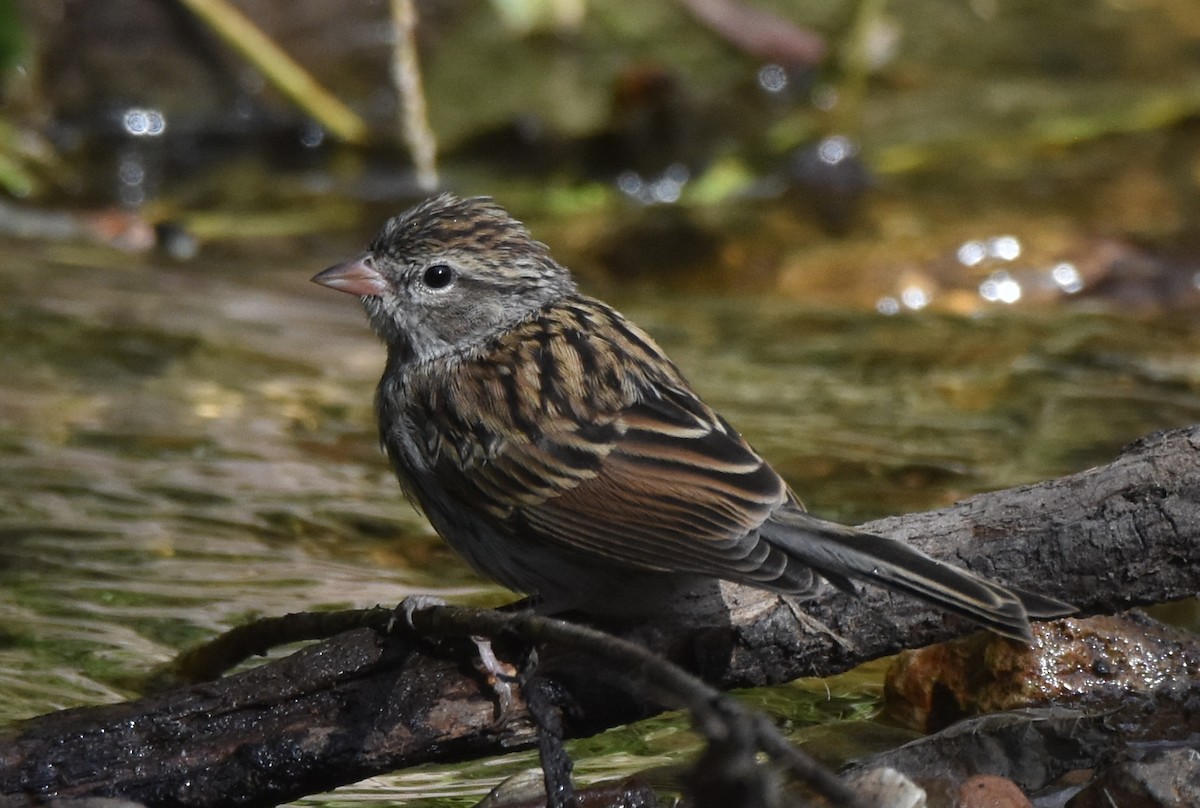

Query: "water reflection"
<box><xmin>979</xmin><ymin>270</ymin><xmax>1022</xmax><ymax>304</ymax></box>
<box><xmin>757</xmin><ymin>63</ymin><xmax>788</xmax><ymax>94</ymax></box>
<box><xmin>121</xmin><ymin>108</ymin><xmax>167</xmax><ymax>137</ymax></box>
<box><xmin>1051</xmin><ymin>262</ymin><xmax>1083</xmax><ymax>294</ymax></box>
<box><xmin>617</xmin><ymin>163</ymin><xmax>691</xmax><ymax>204</ymax></box>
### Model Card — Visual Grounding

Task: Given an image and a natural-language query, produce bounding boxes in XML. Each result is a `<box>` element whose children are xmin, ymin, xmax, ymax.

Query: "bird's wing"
<box><xmin>509</xmin><ymin>388</ymin><xmax>796</xmax><ymax>580</ymax></box>
<box><xmin>413</xmin><ymin>302</ymin><xmax>799</xmax><ymax>583</ymax></box>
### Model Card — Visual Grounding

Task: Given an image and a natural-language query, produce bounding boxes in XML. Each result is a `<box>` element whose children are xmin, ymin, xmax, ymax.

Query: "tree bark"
<box><xmin>2</xmin><ymin>426</ymin><xmax>1198</xmax><ymax>807</ymax></box>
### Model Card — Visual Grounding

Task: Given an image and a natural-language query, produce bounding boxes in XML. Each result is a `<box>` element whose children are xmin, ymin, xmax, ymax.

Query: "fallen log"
<box><xmin>1</xmin><ymin>426</ymin><xmax>1197</xmax><ymax>806</ymax></box>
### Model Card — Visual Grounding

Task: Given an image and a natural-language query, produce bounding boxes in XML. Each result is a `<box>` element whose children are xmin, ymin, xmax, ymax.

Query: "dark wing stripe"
<box><xmin>599</xmin><ymin>452</ymin><xmax>777</xmax><ymax>532</ymax></box>
<box><xmin>497</xmin><ymin>443</ymin><xmax>597</xmax><ymax>488</ymax></box>
<box><xmin>563</xmin><ymin>327</ymin><xmax>599</xmax><ymax>383</ymax></box>
<box><xmin>622</xmin><ymin>430</ymin><xmax>753</xmax><ymax>460</ymax></box>
<box><xmin>525</xmin><ymin>502</ymin><xmax>758</xmax><ymax>572</ymax></box>
<box><xmin>620</xmin><ymin>435</ymin><xmax>777</xmax><ymax>481</ymax></box>
<box><xmin>521</xmin><ymin>455</ymin><xmax>785</xmax><ymax>574</ymax></box>
<box><xmin>616</xmin><ymin>454</ymin><xmax>782</xmax><ymax>508</ymax></box>
<box><xmin>624</xmin><ymin>395</ymin><xmax>711</xmax><ymax>432</ymax></box>
<box><xmin>607</xmin><ymin>314</ymin><xmax>673</xmax><ymax>367</ymax></box>
<box><xmin>528</xmin><ymin>506</ymin><xmax>783</xmax><ymax>577</ymax></box>
<box><xmin>498</xmin><ymin>363</ymin><xmax>539</xmax><ymax>436</ymax></box>
<box><xmin>532</xmin><ymin>328</ymin><xmax>557</xmax><ymax>410</ymax></box>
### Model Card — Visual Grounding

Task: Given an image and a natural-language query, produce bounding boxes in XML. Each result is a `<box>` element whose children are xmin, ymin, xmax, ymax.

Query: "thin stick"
<box><xmin>403</xmin><ymin>603</ymin><xmax>869</xmax><ymax>808</ymax></box>
<box><xmin>390</xmin><ymin>0</ymin><xmax>439</xmax><ymax>190</ymax></box>
<box><xmin>177</xmin><ymin>0</ymin><xmax>369</xmax><ymax>144</ymax></box>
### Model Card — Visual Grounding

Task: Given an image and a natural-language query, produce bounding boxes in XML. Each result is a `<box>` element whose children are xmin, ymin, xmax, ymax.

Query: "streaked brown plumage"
<box><xmin>313</xmin><ymin>193</ymin><xmax>1073</xmax><ymax>640</ymax></box>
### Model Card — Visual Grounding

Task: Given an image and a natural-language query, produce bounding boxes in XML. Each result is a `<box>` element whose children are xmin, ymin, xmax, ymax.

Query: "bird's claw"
<box><xmin>390</xmin><ymin>594</ymin><xmax>449</xmax><ymax>633</ymax></box>
<box><xmin>471</xmin><ymin>635</ymin><xmax>519</xmax><ymax>714</ymax></box>
<box><xmin>388</xmin><ymin>598</ymin><xmax>523</xmax><ymax>716</ymax></box>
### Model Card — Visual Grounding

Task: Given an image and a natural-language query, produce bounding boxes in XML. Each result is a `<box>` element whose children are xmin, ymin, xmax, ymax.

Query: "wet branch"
<box><xmin>0</xmin><ymin>426</ymin><xmax>1198</xmax><ymax>807</ymax></box>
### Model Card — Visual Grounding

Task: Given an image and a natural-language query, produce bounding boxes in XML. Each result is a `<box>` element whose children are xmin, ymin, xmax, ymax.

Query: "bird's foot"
<box><xmin>780</xmin><ymin>595</ymin><xmax>856</xmax><ymax>651</ymax></box>
<box><xmin>472</xmin><ymin>634</ymin><xmax>522</xmax><ymax>714</ymax></box>
<box><xmin>388</xmin><ymin>596</ymin><xmax>533</xmax><ymax>718</ymax></box>
<box><xmin>389</xmin><ymin>594</ymin><xmax>449</xmax><ymax>632</ymax></box>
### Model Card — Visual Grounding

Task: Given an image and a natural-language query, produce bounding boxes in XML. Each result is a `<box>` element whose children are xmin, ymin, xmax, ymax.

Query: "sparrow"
<box><xmin>313</xmin><ymin>193</ymin><xmax>1071</xmax><ymax>641</ymax></box>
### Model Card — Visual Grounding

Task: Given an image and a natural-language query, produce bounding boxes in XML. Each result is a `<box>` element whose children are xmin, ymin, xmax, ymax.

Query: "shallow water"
<box><xmin>1</xmin><ymin>228</ymin><xmax>1198</xmax><ymax>802</ymax></box>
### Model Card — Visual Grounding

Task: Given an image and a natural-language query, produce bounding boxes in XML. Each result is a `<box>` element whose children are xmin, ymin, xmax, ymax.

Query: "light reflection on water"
<box><xmin>1</xmin><ymin>240</ymin><xmax>1199</xmax><ymax>803</ymax></box>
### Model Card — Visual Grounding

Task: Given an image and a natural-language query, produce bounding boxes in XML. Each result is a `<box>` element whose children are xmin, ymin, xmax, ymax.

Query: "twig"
<box><xmin>390</xmin><ymin>0</ymin><xmax>439</xmax><ymax>190</ymax></box>
<box><xmin>675</xmin><ymin>0</ymin><xmax>826</xmax><ymax>67</ymax></box>
<box><xmin>401</xmin><ymin>602</ymin><xmax>869</xmax><ymax>808</ymax></box>
<box><xmin>148</xmin><ymin>608</ymin><xmax>383</xmax><ymax>689</ymax></box>
<box><xmin>526</xmin><ymin>677</ymin><xmax>578</xmax><ymax>808</ymax></box>
<box><xmin>176</xmin><ymin>0</ymin><xmax>369</xmax><ymax>144</ymax></box>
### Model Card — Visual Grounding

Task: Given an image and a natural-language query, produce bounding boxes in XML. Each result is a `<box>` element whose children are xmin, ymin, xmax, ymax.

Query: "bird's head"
<box><xmin>313</xmin><ymin>193</ymin><xmax>576</xmax><ymax>364</ymax></box>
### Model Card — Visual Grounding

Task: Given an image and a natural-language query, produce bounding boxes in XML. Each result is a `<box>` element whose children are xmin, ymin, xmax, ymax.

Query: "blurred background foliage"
<box><xmin>2</xmin><ymin>0</ymin><xmax>1199</xmax><ymax>247</ymax></box>
<box><xmin>1</xmin><ymin>0</ymin><xmax>1199</xmax><ymax>311</ymax></box>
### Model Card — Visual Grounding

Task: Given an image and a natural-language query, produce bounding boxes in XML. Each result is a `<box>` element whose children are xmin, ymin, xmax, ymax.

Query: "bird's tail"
<box><xmin>766</xmin><ymin>509</ymin><xmax>1074</xmax><ymax>642</ymax></box>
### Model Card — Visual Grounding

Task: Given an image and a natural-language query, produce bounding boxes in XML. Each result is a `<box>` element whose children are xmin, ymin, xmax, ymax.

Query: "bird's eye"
<box><xmin>421</xmin><ymin>264</ymin><xmax>455</xmax><ymax>290</ymax></box>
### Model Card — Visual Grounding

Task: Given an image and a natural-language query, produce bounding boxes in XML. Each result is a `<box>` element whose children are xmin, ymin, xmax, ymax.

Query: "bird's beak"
<box><xmin>311</xmin><ymin>254</ymin><xmax>388</xmax><ymax>297</ymax></box>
